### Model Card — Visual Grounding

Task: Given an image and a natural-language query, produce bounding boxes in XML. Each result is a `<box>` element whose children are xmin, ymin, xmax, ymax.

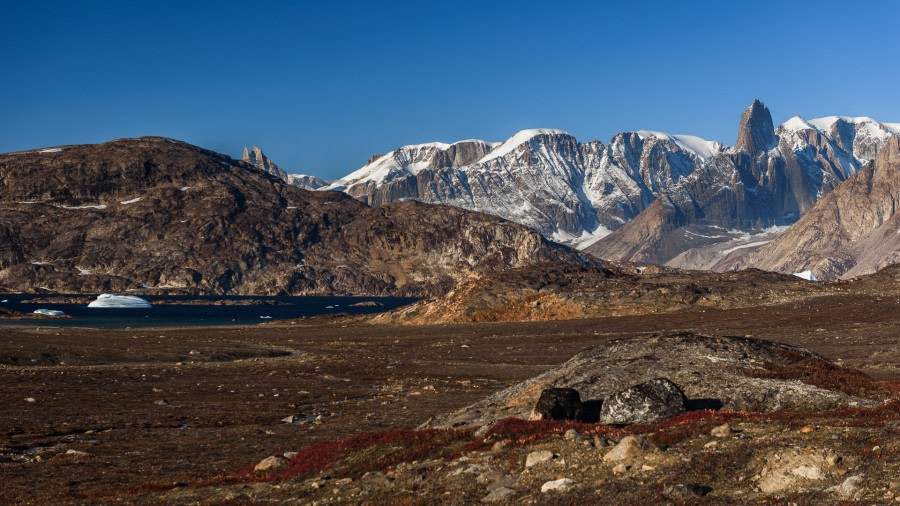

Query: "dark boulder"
<box><xmin>533</xmin><ymin>388</ymin><xmax>582</xmax><ymax>421</ymax></box>
<box><xmin>599</xmin><ymin>377</ymin><xmax>687</xmax><ymax>425</ymax></box>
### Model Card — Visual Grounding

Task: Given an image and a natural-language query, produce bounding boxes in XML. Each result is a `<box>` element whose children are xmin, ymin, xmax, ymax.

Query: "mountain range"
<box><xmin>251</xmin><ymin>100</ymin><xmax>898</xmax><ymax>276</ymax></box>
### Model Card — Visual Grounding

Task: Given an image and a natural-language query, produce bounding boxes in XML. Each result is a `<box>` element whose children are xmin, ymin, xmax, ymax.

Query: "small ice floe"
<box><xmin>325</xmin><ymin>305</ymin><xmax>335</xmax><ymax>309</ymax></box>
<box><xmin>793</xmin><ymin>270</ymin><xmax>817</xmax><ymax>281</ymax></box>
<box><xmin>259</xmin><ymin>315</ymin><xmax>273</xmax><ymax>319</ymax></box>
<box><xmin>0</xmin><ymin>300</ymin><xmax>8</xmax><ymax>303</ymax></box>
<box><xmin>120</xmin><ymin>197</ymin><xmax>142</xmax><ymax>205</ymax></box>
<box><xmin>33</xmin><ymin>309</ymin><xmax>65</xmax><ymax>316</ymax></box>
<box><xmin>87</xmin><ymin>294</ymin><xmax>152</xmax><ymax>308</ymax></box>
<box><xmin>39</xmin><ymin>148</ymin><xmax>63</xmax><ymax>153</ymax></box>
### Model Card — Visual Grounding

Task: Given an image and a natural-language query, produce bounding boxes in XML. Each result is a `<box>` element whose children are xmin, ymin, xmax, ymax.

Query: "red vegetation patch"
<box><xmin>199</xmin><ymin>428</ymin><xmax>475</xmax><ymax>488</ymax></box>
<box><xmin>108</xmin><ymin>397</ymin><xmax>899</xmax><ymax>501</ymax></box>
<box><xmin>744</xmin><ymin>349</ymin><xmax>888</xmax><ymax>398</ymax></box>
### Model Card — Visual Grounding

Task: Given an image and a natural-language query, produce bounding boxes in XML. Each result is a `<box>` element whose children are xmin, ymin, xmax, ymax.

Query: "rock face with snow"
<box><xmin>587</xmin><ymin>100</ymin><xmax>898</xmax><ymax>266</ymax></box>
<box><xmin>87</xmin><ymin>294</ymin><xmax>152</xmax><ymax>308</ymax></box>
<box><xmin>319</xmin><ymin>129</ymin><xmax>718</xmax><ymax>247</ymax></box>
<box><xmin>256</xmin><ymin>100</ymin><xmax>893</xmax><ymax>260</ymax></box>
<box><xmin>0</xmin><ymin>137</ymin><xmax>588</xmax><ymax>296</ymax></box>
<box><xmin>728</xmin><ymin>135</ymin><xmax>900</xmax><ymax>279</ymax></box>
<box><xmin>242</xmin><ymin>146</ymin><xmax>327</xmax><ymax>190</ymax></box>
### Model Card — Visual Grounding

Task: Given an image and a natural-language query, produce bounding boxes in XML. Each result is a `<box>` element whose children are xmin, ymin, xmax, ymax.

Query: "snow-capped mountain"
<box><xmin>322</xmin><ymin>128</ymin><xmax>717</xmax><ymax>248</ymax></box>
<box><xmin>587</xmin><ymin>100</ymin><xmax>899</xmax><ymax>266</ymax></box>
<box><xmin>248</xmin><ymin>100</ymin><xmax>895</xmax><ymax>260</ymax></box>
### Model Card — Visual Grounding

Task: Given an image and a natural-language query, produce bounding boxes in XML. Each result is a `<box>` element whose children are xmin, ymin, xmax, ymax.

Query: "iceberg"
<box><xmin>33</xmin><ymin>308</ymin><xmax>65</xmax><ymax>316</ymax></box>
<box><xmin>87</xmin><ymin>293</ymin><xmax>153</xmax><ymax>308</ymax></box>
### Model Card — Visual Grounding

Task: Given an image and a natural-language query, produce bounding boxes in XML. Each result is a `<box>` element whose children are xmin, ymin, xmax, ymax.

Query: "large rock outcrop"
<box><xmin>428</xmin><ymin>333</ymin><xmax>876</xmax><ymax>429</ymax></box>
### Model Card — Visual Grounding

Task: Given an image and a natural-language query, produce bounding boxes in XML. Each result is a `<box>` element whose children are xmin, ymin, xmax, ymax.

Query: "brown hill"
<box><xmin>0</xmin><ymin>137</ymin><xmax>585</xmax><ymax>296</ymax></box>
<box><xmin>371</xmin><ymin>261</ymin><xmax>832</xmax><ymax>324</ymax></box>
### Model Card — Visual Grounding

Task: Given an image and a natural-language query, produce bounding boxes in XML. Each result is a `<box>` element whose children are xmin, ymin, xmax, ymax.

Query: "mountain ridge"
<box><xmin>249</xmin><ymin>102</ymin><xmax>897</xmax><ymax>256</ymax></box>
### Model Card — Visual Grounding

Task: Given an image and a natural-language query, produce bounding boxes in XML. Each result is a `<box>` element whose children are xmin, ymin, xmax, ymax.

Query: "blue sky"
<box><xmin>2</xmin><ymin>0</ymin><xmax>899</xmax><ymax>179</ymax></box>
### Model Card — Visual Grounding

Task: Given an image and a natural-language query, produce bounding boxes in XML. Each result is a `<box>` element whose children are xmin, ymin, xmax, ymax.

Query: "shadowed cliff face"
<box><xmin>0</xmin><ymin>137</ymin><xmax>587</xmax><ymax>296</ymax></box>
<box><xmin>726</xmin><ymin>136</ymin><xmax>900</xmax><ymax>279</ymax></box>
<box><xmin>587</xmin><ymin>100</ymin><xmax>890</xmax><ymax>266</ymax></box>
<box><xmin>735</xmin><ymin>99</ymin><xmax>777</xmax><ymax>155</ymax></box>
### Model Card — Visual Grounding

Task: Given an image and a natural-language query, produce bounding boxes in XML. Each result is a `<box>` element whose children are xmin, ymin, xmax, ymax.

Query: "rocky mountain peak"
<box><xmin>735</xmin><ymin>99</ymin><xmax>777</xmax><ymax>154</ymax></box>
<box><xmin>242</xmin><ymin>145</ymin><xmax>288</xmax><ymax>180</ymax></box>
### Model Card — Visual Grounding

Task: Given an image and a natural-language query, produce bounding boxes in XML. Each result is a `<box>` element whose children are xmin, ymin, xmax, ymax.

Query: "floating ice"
<box><xmin>33</xmin><ymin>308</ymin><xmax>65</xmax><ymax>316</ymax></box>
<box><xmin>87</xmin><ymin>293</ymin><xmax>152</xmax><ymax>308</ymax></box>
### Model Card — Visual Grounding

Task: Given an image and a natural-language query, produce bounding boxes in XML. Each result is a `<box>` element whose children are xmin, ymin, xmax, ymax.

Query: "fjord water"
<box><xmin>0</xmin><ymin>294</ymin><xmax>417</xmax><ymax>327</ymax></box>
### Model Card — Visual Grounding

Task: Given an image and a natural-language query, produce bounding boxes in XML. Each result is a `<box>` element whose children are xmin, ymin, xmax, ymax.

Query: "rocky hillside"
<box><xmin>371</xmin><ymin>261</ymin><xmax>840</xmax><ymax>324</ymax></box>
<box><xmin>722</xmin><ymin>136</ymin><xmax>900</xmax><ymax>279</ymax></box>
<box><xmin>0</xmin><ymin>137</ymin><xmax>587</xmax><ymax>296</ymax></box>
<box><xmin>587</xmin><ymin>101</ymin><xmax>898</xmax><ymax>267</ymax></box>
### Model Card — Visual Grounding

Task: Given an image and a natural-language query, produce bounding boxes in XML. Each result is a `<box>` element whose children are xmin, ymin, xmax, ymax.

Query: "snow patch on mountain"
<box><xmin>478</xmin><ymin>129</ymin><xmax>570</xmax><ymax>163</ymax></box>
<box><xmin>636</xmin><ymin>131</ymin><xmax>723</xmax><ymax>160</ymax></box>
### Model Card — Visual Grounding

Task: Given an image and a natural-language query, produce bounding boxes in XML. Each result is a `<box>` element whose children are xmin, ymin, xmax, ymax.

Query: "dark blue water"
<box><xmin>0</xmin><ymin>293</ymin><xmax>417</xmax><ymax>328</ymax></box>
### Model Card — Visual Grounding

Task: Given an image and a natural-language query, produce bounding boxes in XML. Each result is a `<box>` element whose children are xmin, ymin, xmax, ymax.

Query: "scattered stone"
<box><xmin>704</xmin><ymin>441</ymin><xmax>718</xmax><ymax>448</ymax></box>
<box><xmin>828</xmin><ymin>474</ymin><xmax>864</xmax><ymax>499</ymax></box>
<box><xmin>283</xmin><ymin>452</ymin><xmax>298</xmax><ymax>459</ymax></box>
<box><xmin>602</xmin><ymin>435</ymin><xmax>656</xmax><ymax>463</ymax></box>
<box><xmin>24</xmin><ymin>397</ymin><xmax>36</xmax><ymax>403</ymax></box>
<box><xmin>525</xmin><ymin>450</ymin><xmax>557</xmax><ymax>467</ymax></box>
<box><xmin>532</xmin><ymin>388</ymin><xmax>582</xmax><ymax>421</ymax></box>
<box><xmin>756</xmin><ymin>448</ymin><xmax>835</xmax><ymax>494</ymax></box>
<box><xmin>710</xmin><ymin>423</ymin><xmax>733</xmax><ymax>437</ymax></box>
<box><xmin>154</xmin><ymin>400</ymin><xmax>169</xmax><ymax>406</ymax></box>
<box><xmin>254</xmin><ymin>456</ymin><xmax>287</xmax><ymax>472</ymax></box>
<box><xmin>564</xmin><ymin>429</ymin><xmax>590</xmax><ymax>443</ymax></box>
<box><xmin>482</xmin><ymin>487</ymin><xmax>517</xmax><ymax>503</ymax></box>
<box><xmin>593</xmin><ymin>435</ymin><xmax>613</xmax><ymax>447</ymax></box>
<box><xmin>799</xmin><ymin>424</ymin><xmax>815</xmax><ymax>433</ymax></box>
<box><xmin>663</xmin><ymin>483</ymin><xmax>712</xmax><ymax>500</ymax></box>
<box><xmin>612</xmin><ymin>463</ymin><xmax>629</xmax><ymax>474</ymax></box>
<box><xmin>540</xmin><ymin>478</ymin><xmax>573</xmax><ymax>493</ymax></box>
<box><xmin>476</xmin><ymin>469</ymin><xmax>507</xmax><ymax>484</ymax></box>
<box><xmin>65</xmin><ymin>450</ymin><xmax>88</xmax><ymax>456</ymax></box>
<box><xmin>598</xmin><ymin>378</ymin><xmax>687</xmax><ymax>425</ymax></box>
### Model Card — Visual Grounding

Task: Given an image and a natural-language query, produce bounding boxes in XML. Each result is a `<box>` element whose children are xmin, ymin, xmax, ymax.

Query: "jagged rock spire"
<box><xmin>735</xmin><ymin>99</ymin><xmax>776</xmax><ymax>154</ymax></box>
<box><xmin>241</xmin><ymin>146</ymin><xmax>287</xmax><ymax>179</ymax></box>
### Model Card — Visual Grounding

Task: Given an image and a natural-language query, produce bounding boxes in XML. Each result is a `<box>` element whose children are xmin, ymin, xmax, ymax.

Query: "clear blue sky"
<box><xmin>3</xmin><ymin>0</ymin><xmax>899</xmax><ymax>179</ymax></box>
